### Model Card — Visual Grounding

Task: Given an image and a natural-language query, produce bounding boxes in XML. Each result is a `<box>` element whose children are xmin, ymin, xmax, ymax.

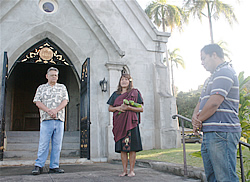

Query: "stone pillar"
<box><xmin>105</xmin><ymin>62</ymin><xmax>125</xmax><ymax>160</ymax></box>
<box><xmin>154</xmin><ymin>61</ymin><xmax>181</xmax><ymax>149</ymax></box>
<box><xmin>159</xmin><ymin>96</ymin><xmax>181</xmax><ymax>149</ymax></box>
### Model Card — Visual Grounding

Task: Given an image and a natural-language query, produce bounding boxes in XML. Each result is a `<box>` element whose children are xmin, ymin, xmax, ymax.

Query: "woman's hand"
<box><xmin>120</xmin><ymin>104</ymin><xmax>129</xmax><ymax>111</ymax></box>
<box><xmin>108</xmin><ymin>105</ymin><xmax>127</xmax><ymax>113</ymax></box>
<box><xmin>108</xmin><ymin>103</ymin><xmax>143</xmax><ymax>113</ymax></box>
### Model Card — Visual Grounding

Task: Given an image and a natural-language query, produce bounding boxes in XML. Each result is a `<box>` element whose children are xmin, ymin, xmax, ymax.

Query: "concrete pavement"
<box><xmin>0</xmin><ymin>159</ymin><xmax>206</xmax><ymax>182</ymax></box>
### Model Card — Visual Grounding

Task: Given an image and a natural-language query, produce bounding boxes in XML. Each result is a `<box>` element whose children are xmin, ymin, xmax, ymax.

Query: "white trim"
<box><xmin>217</xmin><ymin>109</ymin><xmax>238</xmax><ymax>115</ymax></box>
<box><xmin>214</xmin><ymin>76</ymin><xmax>234</xmax><ymax>83</ymax></box>
<box><xmin>231</xmin><ymin>86</ymin><xmax>239</xmax><ymax>89</ymax></box>
<box><xmin>200</xmin><ymin>95</ymin><xmax>210</xmax><ymax>100</ymax></box>
<box><xmin>203</xmin><ymin>122</ymin><xmax>241</xmax><ymax>127</ymax></box>
<box><xmin>225</xmin><ymin>97</ymin><xmax>239</xmax><ymax>103</ymax></box>
<box><xmin>211</xmin><ymin>88</ymin><xmax>228</xmax><ymax>95</ymax></box>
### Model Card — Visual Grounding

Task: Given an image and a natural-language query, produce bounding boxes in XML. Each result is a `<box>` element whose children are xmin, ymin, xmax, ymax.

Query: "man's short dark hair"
<box><xmin>201</xmin><ymin>44</ymin><xmax>224</xmax><ymax>59</ymax></box>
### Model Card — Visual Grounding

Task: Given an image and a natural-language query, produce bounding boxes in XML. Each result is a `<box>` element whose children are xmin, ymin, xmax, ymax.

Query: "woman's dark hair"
<box><xmin>201</xmin><ymin>44</ymin><xmax>224</xmax><ymax>59</ymax></box>
<box><xmin>116</xmin><ymin>74</ymin><xmax>133</xmax><ymax>94</ymax></box>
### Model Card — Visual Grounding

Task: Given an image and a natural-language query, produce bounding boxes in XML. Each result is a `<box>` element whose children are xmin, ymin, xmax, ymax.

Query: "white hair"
<box><xmin>47</xmin><ymin>67</ymin><xmax>59</xmax><ymax>74</ymax></box>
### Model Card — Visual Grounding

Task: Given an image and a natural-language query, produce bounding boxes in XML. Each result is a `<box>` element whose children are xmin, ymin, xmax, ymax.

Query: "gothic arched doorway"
<box><xmin>6</xmin><ymin>38</ymin><xmax>80</xmax><ymax>132</ymax></box>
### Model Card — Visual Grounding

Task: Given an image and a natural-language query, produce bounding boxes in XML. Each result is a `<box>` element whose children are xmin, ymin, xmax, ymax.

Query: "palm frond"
<box><xmin>184</xmin><ymin>0</ymin><xmax>238</xmax><ymax>26</ymax></box>
<box><xmin>145</xmin><ymin>0</ymin><xmax>188</xmax><ymax>32</ymax></box>
<box><xmin>217</xmin><ymin>40</ymin><xmax>231</xmax><ymax>61</ymax></box>
<box><xmin>238</xmin><ymin>72</ymin><xmax>250</xmax><ymax>91</ymax></box>
<box><xmin>168</xmin><ymin>48</ymin><xmax>185</xmax><ymax>69</ymax></box>
<box><xmin>214</xmin><ymin>1</ymin><xmax>238</xmax><ymax>25</ymax></box>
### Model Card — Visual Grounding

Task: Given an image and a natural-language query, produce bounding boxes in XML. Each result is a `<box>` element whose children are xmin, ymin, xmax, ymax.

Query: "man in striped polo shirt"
<box><xmin>192</xmin><ymin>44</ymin><xmax>241</xmax><ymax>182</ymax></box>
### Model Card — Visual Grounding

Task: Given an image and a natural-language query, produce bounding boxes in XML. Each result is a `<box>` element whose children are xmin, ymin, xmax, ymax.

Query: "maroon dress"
<box><xmin>107</xmin><ymin>89</ymin><xmax>143</xmax><ymax>153</ymax></box>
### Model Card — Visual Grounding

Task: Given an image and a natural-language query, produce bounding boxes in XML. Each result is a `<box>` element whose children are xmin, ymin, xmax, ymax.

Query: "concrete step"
<box><xmin>6</xmin><ymin>131</ymin><xmax>80</xmax><ymax>143</ymax></box>
<box><xmin>6</xmin><ymin>142</ymin><xmax>79</xmax><ymax>151</ymax></box>
<box><xmin>6</xmin><ymin>131</ymin><xmax>80</xmax><ymax>137</ymax></box>
<box><xmin>6</xmin><ymin>137</ymin><xmax>39</xmax><ymax>143</ymax></box>
<box><xmin>4</xmin><ymin>131</ymin><xmax>80</xmax><ymax>158</ymax></box>
<box><xmin>6</xmin><ymin>131</ymin><xmax>40</xmax><ymax>137</ymax></box>
<box><xmin>6</xmin><ymin>136</ymin><xmax>79</xmax><ymax>143</ymax></box>
<box><xmin>3</xmin><ymin>149</ymin><xmax>80</xmax><ymax>159</ymax></box>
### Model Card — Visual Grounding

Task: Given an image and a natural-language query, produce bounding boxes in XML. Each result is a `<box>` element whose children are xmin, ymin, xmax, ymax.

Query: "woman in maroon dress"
<box><xmin>107</xmin><ymin>74</ymin><xmax>143</xmax><ymax>177</ymax></box>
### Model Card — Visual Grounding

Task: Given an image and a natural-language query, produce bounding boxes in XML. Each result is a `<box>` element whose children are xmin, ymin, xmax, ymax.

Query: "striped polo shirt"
<box><xmin>199</xmin><ymin>63</ymin><xmax>242</xmax><ymax>132</ymax></box>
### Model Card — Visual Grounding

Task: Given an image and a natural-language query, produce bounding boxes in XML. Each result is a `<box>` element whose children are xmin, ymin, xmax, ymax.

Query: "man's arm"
<box><xmin>192</xmin><ymin>94</ymin><xmax>224</xmax><ymax>134</ymax></box>
<box><xmin>34</xmin><ymin>101</ymin><xmax>55</xmax><ymax>118</ymax></box>
<box><xmin>197</xmin><ymin>94</ymin><xmax>224</xmax><ymax>122</ymax></box>
<box><xmin>192</xmin><ymin>102</ymin><xmax>200</xmax><ymax>120</ymax></box>
<box><xmin>192</xmin><ymin>102</ymin><xmax>201</xmax><ymax>134</ymax></box>
<box><xmin>34</xmin><ymin>101</ymin><xmax>50</xmax><ymax>113</ymax></box>
<box><xmin>34</xmin><ymin>100</ymin><xmax>68</xmax><ymax>118</ymax></box>
<box><xmin>50</xmin><ymin>99</ymin><xmax>69</xmax><ymax>117</ymax></box>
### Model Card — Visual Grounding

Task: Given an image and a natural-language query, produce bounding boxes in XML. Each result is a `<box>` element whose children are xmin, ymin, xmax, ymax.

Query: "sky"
<box><xmin>136</xmin><ymin>0</ymin><xmax>250</xmax><ymax>92</ymax></box>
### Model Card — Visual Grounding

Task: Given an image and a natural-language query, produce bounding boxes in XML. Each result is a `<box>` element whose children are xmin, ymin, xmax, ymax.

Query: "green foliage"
<box><xmin>168</xmin><ymin>48</ymin><xmax>185</xmax><ymax>96</ymax></box>
<box><xmin>190</xmin><ymin>151</ymin><xmax>202</xmax><ymax>158</ymax></box>
<box><xmin>184</xmin><ymin>0</ymin><xmax>238</xmax><ymax>25</ymax></box>
<box><xmin>137</xmin><ymin>144</ymin><xmax>204</xmax><ymax>168</ymax></box>
<box><xmin>168</xmin><ymin>48</ymin><xmax>185</xmax><ymax>69</ymax></box>
<box><xmin>237</xmin><ymin>155</ymin><xmax>250</xmax><ymax>181</ymax></box>
<box><xmin>118</xmin><ymin>99</ymin><xmax>142</xmax><ymax>114</ymax></box>
<box><xmin>238</xmin><ymin>72</ymin><xmax>250</xmax><ymax>144</ymax></box>
<box><xmin>239</xmin><ymin>71</ymin><xmax>250</xmax><ymax>92</ymax></box>
<box><xmin>217</xmin><ymin>41</ymin><xmax>231</xmax><ymax>61</ymax></box>
<box><xmin>145</xmin><ymin>0</ymin><xmax>188</xmax><ymax>32</ymax></box>
<box><xmin>176</xmin><ymin>91</ymin><xmax>201</xmax><ymax>128</ymax></box>
<box><xmin>184</xmin><ymin>0</ymin><xmax>238</xmax><ymax>43</ymax></box>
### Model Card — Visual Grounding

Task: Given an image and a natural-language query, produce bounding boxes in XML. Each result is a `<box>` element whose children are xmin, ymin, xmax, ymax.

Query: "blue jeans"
<box><xmin>201</xmin><ymin>132</ymin><xmax>241</xmax><ymax>182</ymax></box>
<box><xmin>35</xmin><ymin>120</ymin><xmax>64</xmax><ymax>169</ymax></box>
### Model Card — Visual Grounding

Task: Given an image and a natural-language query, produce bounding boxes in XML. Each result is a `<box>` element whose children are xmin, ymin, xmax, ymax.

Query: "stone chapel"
<box><xmin>0</xmin><ymin>0</ymin><xmax>180</xmax><ymax>162</ymax></box>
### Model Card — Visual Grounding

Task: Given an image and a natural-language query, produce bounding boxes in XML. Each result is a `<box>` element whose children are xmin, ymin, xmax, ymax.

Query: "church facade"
<box><xmin>0</xmin><ymin>0</ymin><xmax>180</xmax><ymax>161</ymax></box>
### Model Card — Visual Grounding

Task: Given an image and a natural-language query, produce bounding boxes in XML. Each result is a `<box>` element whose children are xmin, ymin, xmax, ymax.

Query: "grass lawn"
<box><xmin>137</xmin><ymin>143</ymin><xmax>250</xmax><ymax>180</ymax></box>
<box><xmin>137</xmin><ymin>143</ymin><xmax>204</xmax><ymax>168</ymax></box>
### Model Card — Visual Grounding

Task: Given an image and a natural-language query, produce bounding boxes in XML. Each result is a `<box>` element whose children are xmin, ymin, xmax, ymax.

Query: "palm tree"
<box><xmin>217</xmin><ymin>40</ymin><xmax>231</xmax><ymax>61</ymax></box>
<box><xmin>168</xmin><ymin>48</ymin><xmax>185</xmax><ymax>96</ymax></box>
<box><xmin>184</xmin><ymin>0</ymin><xmax>238</xmax><ymax>43</ymax></box>
<box><xmin>145</xmin><ymin>0</ymin><xmax>188</xmax><ymax>91</ymax></box>
<box><xmin>145</xmin><ymin>0</ymin><xmax>188</xmax><ymax>32</ymax></box>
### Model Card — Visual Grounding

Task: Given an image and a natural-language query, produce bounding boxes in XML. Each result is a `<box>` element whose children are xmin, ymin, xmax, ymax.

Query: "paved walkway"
<box><xmin>0</xmin><ymin>161</ymin><xmax>203</xmax><ymax>182</ymax></box>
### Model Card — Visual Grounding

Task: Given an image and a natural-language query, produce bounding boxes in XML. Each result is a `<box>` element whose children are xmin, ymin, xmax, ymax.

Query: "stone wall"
<box><xmin>0</xmin><ymin>0</ymin><xmax>180</xmax><ymax>161</ymax></box>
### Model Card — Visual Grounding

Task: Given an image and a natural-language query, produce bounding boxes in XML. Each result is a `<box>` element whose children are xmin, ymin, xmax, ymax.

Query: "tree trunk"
<box><xmin>207</xmin><ymin>1</ymin><xmax>214</xmax><ymax>43</ymax></box>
